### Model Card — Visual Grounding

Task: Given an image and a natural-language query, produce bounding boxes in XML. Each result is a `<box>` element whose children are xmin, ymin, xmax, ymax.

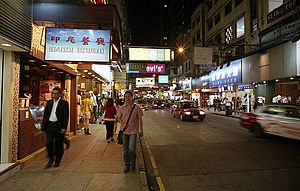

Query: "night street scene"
<box><xmin>0</xmin><ymin>0</ymin><xmax>300</xmax><ymax>190</ymax></box>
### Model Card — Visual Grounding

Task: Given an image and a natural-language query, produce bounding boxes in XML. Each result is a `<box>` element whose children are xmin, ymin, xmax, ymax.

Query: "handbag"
<box><xmin>117</xmin><ymin>104</ymin><xmax>136</xmax><ymax>145</ymax></box>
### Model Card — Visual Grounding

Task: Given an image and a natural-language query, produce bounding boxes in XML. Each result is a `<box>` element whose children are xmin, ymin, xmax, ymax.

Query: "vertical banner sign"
<box><xmin>45</xmin><ymin>28</ymin><xmax>111</xmax><ymax>62</ymax></box>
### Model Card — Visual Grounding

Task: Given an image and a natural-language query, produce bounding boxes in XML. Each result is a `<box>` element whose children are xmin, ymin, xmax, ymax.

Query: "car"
<box><xmin>240</xmin><ymin>112</ymin><xmax>257</xmax><ymax>131</ymax></box>
<box><xmin>136</xmin><ymin>99</ymin><xmax>148</xmax><ymax>111</ymax></box>
<box><xmin>172</xmin><ymin>100</ymin><xmax>206</xmax><ymax>121</ymax></box>
<box><xmin>242</xmin><ymin>104</ymin><xmax>300</xmax><ymax>140</ymax></box>
<box><xmin>152</xmin><ymin>100</ymin><xmax>164</xmax><ymax>109</ymax></box>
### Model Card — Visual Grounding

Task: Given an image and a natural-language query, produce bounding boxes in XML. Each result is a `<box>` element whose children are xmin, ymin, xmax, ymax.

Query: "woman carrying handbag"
<box><xmin>117</xmin><ymin>91</ymin><xmax>144</xmax><ymax>173</ymax></box>
<box><xmin>103</xmin><ymin>98</ymin><xmax>117</xmax><ymax>143</ymax></box>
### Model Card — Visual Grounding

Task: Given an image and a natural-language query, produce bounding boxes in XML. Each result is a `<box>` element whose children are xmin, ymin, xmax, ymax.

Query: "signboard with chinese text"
<box><xmin>209</xmin><ymin>59</ymin><xmax>242</xmax><ymax>87</ymax></box>
<box><xmin>136</xmin><ymin>78</ymin><xmax>155</xmax><ymax>87</ymax></box>
<box><xmin>126</xmin><ymin>63</ymin><xmax>165</xmax><ymax>74</ymax></box>
<box><xmin>193</xmin><ymin>47</ymin><xmax>213</xmax><ymax>65</ymax></box>
<box><xmin>45</xmin><ymin>28</ymin><xmax>111</xmax><ymax>62</ymax></box>
<box><xmin>158</xmin><ymin>75</ymin><xmax>169</xmax><ymax>84</ymax></box>
<box><xmin>129</xmin><ymin>48</ymin><xmax>171</xmax><ymax>61</ymax></box>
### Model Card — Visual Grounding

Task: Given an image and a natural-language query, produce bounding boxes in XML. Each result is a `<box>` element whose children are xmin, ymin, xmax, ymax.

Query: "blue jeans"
<box><xmin>122</xmin><ymin>133</ymin><xmax>137</xmax><ymax>167</ymax></box>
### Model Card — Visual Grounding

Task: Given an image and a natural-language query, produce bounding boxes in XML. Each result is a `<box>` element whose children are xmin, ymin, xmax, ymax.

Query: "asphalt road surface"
<box><xmin>141</xmin><ymin>108</ymin><xmax>300</xmax><ymax>191</ymax></box>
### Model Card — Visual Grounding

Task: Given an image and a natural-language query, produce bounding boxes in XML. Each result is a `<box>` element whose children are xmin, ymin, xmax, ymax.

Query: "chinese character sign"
<box><xmin>45</xmin><ymin>28</ymin><xmax>111</xmax><ymax>62</ymax></box>
<box><xmin>209</xmin><ymin>59</ymin><xmax>241</xmax><ymax>87</ymax></box>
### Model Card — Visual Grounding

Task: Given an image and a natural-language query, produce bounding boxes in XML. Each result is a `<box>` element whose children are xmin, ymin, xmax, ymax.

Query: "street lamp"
<box><xmin>178</xmin><ymin>47</ymin><xmax>184</xmax><ymax>53</ymax></box>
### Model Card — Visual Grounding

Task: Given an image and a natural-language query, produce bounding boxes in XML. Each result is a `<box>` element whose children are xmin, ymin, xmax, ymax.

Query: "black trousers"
<box><xmin>105</xmin><ymin>121</ymin><xmax>114</xmax><ymax>140</ymax></box>
<box><xmin>45</xmin><ymin>122</ymin><xmax>64</xmax><ymax>164</ymax></box>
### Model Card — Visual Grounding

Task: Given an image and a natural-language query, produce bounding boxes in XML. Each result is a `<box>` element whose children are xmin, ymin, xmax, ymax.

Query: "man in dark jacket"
<box><xmin>42</xmin><ymin>87</ymin><xmax>69</xmax><ymax>168</ymax></box>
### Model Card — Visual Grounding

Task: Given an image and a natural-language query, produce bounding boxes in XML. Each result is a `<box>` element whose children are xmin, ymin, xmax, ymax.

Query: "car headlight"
<box><xmin>153</xmin><ymin>104</ymin><xmax>157</xmax><ymax>106</ymax></box>
<box><xmin>185</xmin><ymin>112</ymin><xmax>191</xmax><ymax>115</ymax></box>
<box><xmin>199</xmin><ymin>111</ymin><xmax>205</xmax><ymax>115</ymax></box>
<box><xmin>161</xmin><ymin>104</ymin><xmax>164</xmax><ymax>106</ymax></box>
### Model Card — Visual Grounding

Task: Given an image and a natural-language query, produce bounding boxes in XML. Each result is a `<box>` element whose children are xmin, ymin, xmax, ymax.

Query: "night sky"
<box><xmin>127</xmin><ymin>0</ymin><xmax>162</xmax><ymax>46</ymax></box>
<box><xmin>128</xmin><ymin>0</ymin><xmax>202</xmax><ymax>47</ymax></box>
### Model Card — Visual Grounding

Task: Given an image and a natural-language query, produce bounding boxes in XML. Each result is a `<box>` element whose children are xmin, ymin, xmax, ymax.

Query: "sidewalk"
<box><xmin>203</xmin><ymin>108</ymin><xmax>241</xmax><ymax>119</ymax></box>
<box><xmin>0</xmin><ymin>124</ymin><xmax>148</xmax><ymax>191</ymax></box>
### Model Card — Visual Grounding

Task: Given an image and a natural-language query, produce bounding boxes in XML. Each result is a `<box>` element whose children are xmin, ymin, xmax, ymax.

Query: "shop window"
<box><xmin>215</xmin><ymin>12</ymin><xmax>221</xmax><ymax>24</ymax></box>
<box><xmin>225</xmin><ymin>25</ymin><xmax>233</xmax><ymax>44</ymax></box>
<box><xmin>208</xmin><ymin>19</ymin><xmax>213</xmax><ymax>31</ymax></box>
<box><xmin>225</xmin><ymin>1</ymin><xmax>232</xmax><ymax>16</ymax></box>
<box><xmin>235</xmin><ymin>0</ymin><xmax>243</xmax><ymax>7</ymax></box>
<box><xmin>268</xmin><ymin>0</ymin><xmax>283</xmax><ymax>13</ymax></box>
<box><xmin>236</xmin><ymin>16</ymin><xmax>245</xmax><ymax>38</ymax></box>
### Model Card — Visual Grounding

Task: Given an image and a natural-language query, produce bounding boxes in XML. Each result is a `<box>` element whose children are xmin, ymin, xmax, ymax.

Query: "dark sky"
<box><xmin>127</xmin><ymin>0</ymin><xmax>162</xmax><ymax>46</ymax></box>
<box><xmin>127</xmin><ymin>0</ymin><xmax>202</xmax><ymax>47</ymax></box>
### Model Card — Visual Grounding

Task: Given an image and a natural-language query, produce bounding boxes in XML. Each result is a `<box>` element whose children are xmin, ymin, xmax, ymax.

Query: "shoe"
<box><xmin>124</xmin><ymin>166</ymin><xmax>130</xmax><ymax>173</ymax></box>
<box><xmin>65</xmin><ymin>140</ymin><xmax>70</xmax><ymax>149</ymax></box>
<box><xmin>107</xmin><ymin>140</ymin><xmax>110</xmax><ymax>143</ymax></box>
<box><xmin>44</xmin><ymin>160</ymin><xmax>54</xmax><ymax>169</ymax></box>
<box><xmin>54</xmin><ymin>163</ymin><xmax>60</xmax><ymax>168</ymax></box>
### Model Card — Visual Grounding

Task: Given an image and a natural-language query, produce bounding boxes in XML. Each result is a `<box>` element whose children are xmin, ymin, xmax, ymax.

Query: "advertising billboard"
<box><xmin>45</xmin><ymin>28</ymin><xmax>111</xmax><ymax>62</ymax></box>
<box><xmin>129</xmin><ymin>47</ymin><xmax>171</xmax><ymax>61</ymax></box>
<box><xmin>158</xmin><ymin>75</ymin><xmax>169</xmax><ymax>84</ymax></box>
<box><xmin>126</xmin><ymin>63</ymin><xmax>165</xmax><ymax>74</ymax></box>
<box><xmin>209</xmin><ymin>59</ymin><xmax>242</xmax><ymax>87</ymax></box>
<box><xmin>136</xmin><ymin>78</ymin><xmax>155</xmax><ymax>87</ymax></box>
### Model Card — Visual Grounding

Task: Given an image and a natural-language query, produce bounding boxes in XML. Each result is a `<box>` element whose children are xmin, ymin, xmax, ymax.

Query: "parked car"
<box><xmin>136</xmin><ymin>99</ymin><xmax>148</xmax><ymax>111</ymax></box>
<box><xmin>242</xmin><ymin>104</ymin><xmax>300</xmax><ymax>140</ymax></box>
<box><xmin>152</xmin><ymin>100</ymin><xmax>164</xmax><ymax>109</ymax></box>
<box><xmin>172</xmin><ymin>100</ymin><xmax>206</xmax><ymax>121</ymax></box>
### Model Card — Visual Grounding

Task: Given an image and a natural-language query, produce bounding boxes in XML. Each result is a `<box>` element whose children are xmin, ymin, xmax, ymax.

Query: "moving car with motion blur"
<box><xmin>152</xmin><ymin>100</ymin><xmax>164</xmax><ymax>109</ymax></box>
<box><xmin>135</xmin><ymin>99</ymin><xmax>148</xmax><ymax>111</ymax></box>
<box><xmin>240</xmin><ymin>104</ymin><xmax>300</xmax><ymax>140</ymax></box>
<box><xmin>171</xmin><ymin>100</ymin><xmax>206</xmax><ymax>121</ymax></box>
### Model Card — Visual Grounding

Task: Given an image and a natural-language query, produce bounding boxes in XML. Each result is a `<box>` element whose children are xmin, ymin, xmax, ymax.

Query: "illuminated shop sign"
<box><xmin>182</xmin><ymin>78</ymin><xmax>192</xmax><ymax>90</ymax></box>
<box><xmin>158</xmin><ymin>75</ymin><xmax>169</xmax><ymax>84</ymax></box>
<box><xmin>45</xmin><ymin>28</ymin><xmax>111</xmax><ymax>62</ymax></box>
<box><xmin>126</xmin><ymin>63</ymin><xmax>165</xmax><ymax>74</ymax></box>
<box><xmin>136</xmin><ymin>77</ymin><xmax>155</xmax><ymax>87</ymax></box>
<box><xmin>209</xmin><ymin>59</ymin><xmax>242</xmax><ymax>87</ymax></box>
<box><xmin>129</xmin><ymin>48</ymin><xmax>171</xmax><ymax>61</ymax></box>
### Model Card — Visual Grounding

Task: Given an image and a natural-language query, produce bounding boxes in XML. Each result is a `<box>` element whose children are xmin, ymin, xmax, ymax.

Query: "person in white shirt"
<box><xmin>89</xmin><ymin>91</ymin><xmax>98</xmax><ymax>123</ymax></box>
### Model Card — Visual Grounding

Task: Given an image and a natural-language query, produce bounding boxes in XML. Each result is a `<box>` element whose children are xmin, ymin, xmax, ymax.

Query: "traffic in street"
<box><xmin>141</xmin><ymin>108</ymin><xmax>300</xmax><ymax>191</ymax></box>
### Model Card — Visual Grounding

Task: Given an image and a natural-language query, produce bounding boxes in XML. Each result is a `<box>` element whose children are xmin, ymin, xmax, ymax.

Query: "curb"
<box><xmin>137</xmin><ymin>137</ymin><xmax>149</xmax><ymax>191</ymax></box>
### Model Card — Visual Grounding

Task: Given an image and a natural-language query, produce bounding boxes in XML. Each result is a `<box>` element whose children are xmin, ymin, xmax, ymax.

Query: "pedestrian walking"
<box><xmin>117</xmin><ymin>91</ymin><xmax>144</xmax><ymax>173</ymax></box>
<box><xmin>103</xmin><ymin>98</ymin><xmax>117</xmax><ymax>143</ymax></box>
<box><xmin>82</xmin><ymin>92</ymin><xmax>92</xmax><ymax>135</ymax></box>
<box><xmin>89</xmin><ymin>91</ymin><xmax>98</xmax><ymax>124</ymax></box>
<box><xmin>41</xmin><ymin>87</ymin><xmax>69</xmax><ymax>168</ymax></box>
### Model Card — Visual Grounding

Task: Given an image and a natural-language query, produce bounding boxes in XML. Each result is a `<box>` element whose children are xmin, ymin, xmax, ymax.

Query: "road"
<box><xmin>141</xmin><ymin>108</ymin><xmax>300</xmax><ymax>191</ymax></box>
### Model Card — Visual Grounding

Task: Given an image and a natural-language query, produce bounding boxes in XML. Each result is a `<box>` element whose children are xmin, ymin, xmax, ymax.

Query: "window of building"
<box><xmin>197</xmin><ymin>31</ymin><xmax>201</xmax><ymax>42</ymax></box>
<box><xmin>208</xmin><ymin>0</ymin><xmax>213</xmax><ymax>11</ymax></box>
<box><xmin>236</xmin><ymin>16</ymin><xmax>245</xmax><ymax>38</ymax></box>
<box><xmin>215</xmin><ymin>0</ymin><xmax>219</xmax><ymax>4</ymax></box>
<box><xmin>235</xmin><ymin>0</ymin><xmax>243</xmax><ymax>7</ymax></box>
<box><xmin>225</xmin><ymin>1</ymin><xmax>232</xmax><ymax>16</ymax></box>
<box><xmin>268</xmin><ymin>0</ymin><xmax>283</xmax><ymax>13</ymax></box>
<box><xmin>215</xmin><ymin>33</ymin><xmax>221</xmax><ymax>44</ymax></box>
<box><xmin>214</xmin><ymin>12</ymin><xmax>221</xmax><ymax>24</ymax></box>
<box><xmin>196</xmin><ymin>15</ymin><xmax>200</xmax><ymax>24</ymax></box>
<box><xmin>225</xmin><ymin>25</ymin><xmax>233</xmax><ymax>44</ymax></box>
<box><xmin>208</xmin><ymin>19</ymin><xmax>213</xmax><ymax>31</ymax></box>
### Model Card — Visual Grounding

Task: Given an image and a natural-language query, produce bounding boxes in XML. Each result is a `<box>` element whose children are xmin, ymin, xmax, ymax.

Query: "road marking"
<box><xmin>144</xmin><ymin>137</ymin><xmax>166</xmax><ymax>191</ymax></box>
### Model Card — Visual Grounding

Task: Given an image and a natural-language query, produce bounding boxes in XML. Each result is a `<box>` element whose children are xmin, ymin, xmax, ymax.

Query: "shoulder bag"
<box><xmin>117</xmin><ymin>104</ymin><xmax>136</xmax><ymax>145</ymax></box>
